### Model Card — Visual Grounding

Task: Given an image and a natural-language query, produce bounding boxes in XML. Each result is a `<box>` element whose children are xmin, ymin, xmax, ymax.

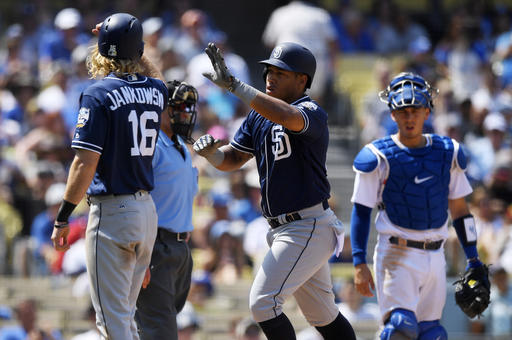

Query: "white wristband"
<box><xmin>232</xmin><ymin>79</ymin><xmax>259</xmax><ymax>106</ymax></box>
<box><xmin>205</xmin><ymin>148</ymin><xmax>225</xmax><ymax>167</ymax></box>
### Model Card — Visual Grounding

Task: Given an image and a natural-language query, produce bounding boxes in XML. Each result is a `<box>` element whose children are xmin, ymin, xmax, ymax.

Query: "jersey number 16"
<box><xmin>128</xmin><ymin>110</ymin><xmax>158</xmax><ymax>156</ymax></box>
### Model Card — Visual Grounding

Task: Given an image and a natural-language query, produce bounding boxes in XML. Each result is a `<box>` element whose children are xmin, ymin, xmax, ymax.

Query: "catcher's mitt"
<box><xmin>453</xmin><ymin>264</ymin><xmax>491</xmax><ymax>318</ymax></box>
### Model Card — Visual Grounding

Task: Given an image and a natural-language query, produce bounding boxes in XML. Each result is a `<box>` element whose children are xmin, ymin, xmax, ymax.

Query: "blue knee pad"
<box><xmin>418</xmin><ymin>320</ymin><xmax>447</xmax><ymax>340</ymax></box>
<box><xmin>380</xmin><ymin>309</ymin><xmax>419</xmax><ymax>340</ymax></box>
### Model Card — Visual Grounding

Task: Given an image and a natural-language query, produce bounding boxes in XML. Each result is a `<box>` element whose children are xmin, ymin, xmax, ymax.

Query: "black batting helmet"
<box><xmin>98</xmin><ymin>13</ymin><xmax>144</xmax><ymax>60</ymax></box>
<box><xmin>259</xmin><ymin>42</ymin><xmax>316</xmax><ymax>89</ymax></box>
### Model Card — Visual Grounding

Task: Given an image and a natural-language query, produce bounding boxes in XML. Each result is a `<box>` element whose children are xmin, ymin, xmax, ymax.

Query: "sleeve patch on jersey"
<box><xmin>353</xmin><ymin>146</ymin><xmax>379</xmax><ymax>173</ymax></box>
<box><xmin>76</xmin><ymin>107</ymin><xmax>90</xmax><ymax>128</ymax></box>
<box><xmin>298</xmin><ymin>101</ymin><xmax>318</xmax><ymax>111</ymax></box>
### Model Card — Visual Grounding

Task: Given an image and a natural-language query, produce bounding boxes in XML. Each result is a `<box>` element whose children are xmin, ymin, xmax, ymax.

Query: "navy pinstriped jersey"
<box><xmin>231</xmin><ymin>95</ymin><xmax>330</xmax><ymax>217</ymax></box>
<box><xmin>71</xmin><ymin>73</ymin><xmax>168</xmax><ymax>195</ymax></box>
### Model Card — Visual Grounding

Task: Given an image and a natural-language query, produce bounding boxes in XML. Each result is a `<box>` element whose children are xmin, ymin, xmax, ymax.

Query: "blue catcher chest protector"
<box><xmin>371</xmin><ymin>134</ymin><xmax>454</xmax><ymax>230</ymax></box>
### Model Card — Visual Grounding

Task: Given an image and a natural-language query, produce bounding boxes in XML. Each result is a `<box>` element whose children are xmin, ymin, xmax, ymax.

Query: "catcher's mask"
<box><xmin>167</xmin><ymin>80</ymin><xmax>198</xmax><ymax>144</ymax></box>
<box><xmin>379</xmin><ymin>72</ymin><xmax>438</xmax><ymax>110</ymax></box>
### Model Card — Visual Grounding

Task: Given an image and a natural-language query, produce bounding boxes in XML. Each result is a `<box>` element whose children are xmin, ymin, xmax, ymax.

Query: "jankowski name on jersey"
<box><xmin>107</xmin><ymin>86</ymin><xmax>165</xmax><ymax>111</ymax></box>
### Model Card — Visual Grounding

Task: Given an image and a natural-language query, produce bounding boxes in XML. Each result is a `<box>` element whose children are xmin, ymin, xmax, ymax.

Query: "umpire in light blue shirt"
<box><xmin>135</xmin><ymin>81</ymin><xmax>199</xmax><ymax>340</ymax></box>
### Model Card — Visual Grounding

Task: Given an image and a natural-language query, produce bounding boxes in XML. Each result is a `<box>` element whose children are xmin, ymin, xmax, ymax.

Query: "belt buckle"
<box><xmin>398</xmin><ymin>238</ymin><xmax>407</xmax><ymax>247</ymax></box>
<box><xmin>423</xmin><ymin>239</ymin><xmax>432</xmax><ymax>250</ymax></box>
<box><xmin>177</xmin><ymin>232</ymin><xmax>187</xmax><ymax>242</ymax></box>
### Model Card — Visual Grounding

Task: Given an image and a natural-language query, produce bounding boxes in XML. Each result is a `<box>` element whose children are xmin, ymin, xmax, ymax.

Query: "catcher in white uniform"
<box><xmin>350</xmin><ymin>72</ymin><xmax>490</xmax><ymax>340</ymax></box>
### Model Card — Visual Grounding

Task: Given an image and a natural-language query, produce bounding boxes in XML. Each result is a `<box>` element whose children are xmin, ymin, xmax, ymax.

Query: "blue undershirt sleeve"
<box><xmin>351</xmin><ymin>203</ymin><xmax>372</xmax><ymax>266</ymax></box>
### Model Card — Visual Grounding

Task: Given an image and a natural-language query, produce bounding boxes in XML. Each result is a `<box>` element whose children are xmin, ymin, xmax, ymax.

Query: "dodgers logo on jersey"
<box><xmin>76</xmin><ymin>107</ymin><xmax>90</xmax><ymax>128</ymax></box>
<box><xmin>271</xmin><ymin>125</ymin><xmax>291</xmax><ymax>161</ymax></box>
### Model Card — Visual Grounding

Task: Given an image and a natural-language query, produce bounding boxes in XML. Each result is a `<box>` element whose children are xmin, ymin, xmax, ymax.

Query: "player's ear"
<box><xmin>424</xmin><ymin>107</ymin><xmax>431</xmax><ymax>121</ymax></box>
<box><xmin>390</xmin><ymin>110</ymin><xmax>397</xmax><ymax>123</ymax></box>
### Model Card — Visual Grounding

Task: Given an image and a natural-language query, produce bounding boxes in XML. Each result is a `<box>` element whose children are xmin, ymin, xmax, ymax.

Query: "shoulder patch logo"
<box><xmin>76</xmin><ymin>107</ymin><xmax>90</xmax><ymax>128</ymax></box>
<box><xmin>273</xmin><ymin>46</ymin><xmax>283</xmax><ymax>59</ymax></box>
<box><xmin>108</xmin><ymin>44</ymin><xmax>117</xmax><ymax>57</ymax></box>
<box><xmin>299</xmin><ymin>101</ymin><xmax>318</xmax><ymax>111</ymax></box>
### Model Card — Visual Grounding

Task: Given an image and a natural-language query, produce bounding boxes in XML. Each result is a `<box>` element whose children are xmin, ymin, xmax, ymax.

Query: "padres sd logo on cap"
<box><xmin>273</xmin><ymin>46</ymin><xmax>282</xmax><ymax>59</ymax></box>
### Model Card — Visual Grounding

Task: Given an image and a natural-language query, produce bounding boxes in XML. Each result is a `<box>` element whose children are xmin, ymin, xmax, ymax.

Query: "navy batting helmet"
<box><xmin>98</xmin><ymin>13</ymin><xmax>144</xmax><ymax>60</ymax></box>
<box><xmin>259</xmin><ymin>42</ymin><xmax>316</xmax><ymax>89</ymax></box>
<box><xmin>379</xmin><ymin>72</ymin><xmax>438</xmax><ymax>110</ymax></box>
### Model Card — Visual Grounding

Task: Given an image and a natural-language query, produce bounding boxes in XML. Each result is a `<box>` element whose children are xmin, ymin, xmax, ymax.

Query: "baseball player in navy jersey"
<box><xmin>50</xmin><ymin>13</ymin><xmax>168</xmax><ymax>340</ymax></box>
<box><xmin>350</xmin><ymin>72</ymin><xmax>488</xmax><ymax>340</ymax></box>
<box><xmin>193</xmin><ymin>42</ymin><xmax>356</xmax><ymax>340</ymax></box>
<box><xmin>135</xmin><ymin>80</ymin><xmax>199</xmax><ymax>340</ymax></box>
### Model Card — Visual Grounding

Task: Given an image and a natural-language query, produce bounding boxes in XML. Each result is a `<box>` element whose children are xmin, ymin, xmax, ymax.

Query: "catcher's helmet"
<box><xmin>379</xmin><ymin>72</ymin><xmax>438</xmax><ymax>110</ymax></box>
<box><xmin>167</xmin><ymin>80</ymin><xmax>199</xmax><ymax>144</ymax></box>
<box><xmin>98</xmin><ymin>13</ymin><xmax>144</xmax><ymax>60</ymax></box>
<box><xmin>259</xmin><ymin>42</ymin><xmax>316</xmax><ymax>89</ymax></box>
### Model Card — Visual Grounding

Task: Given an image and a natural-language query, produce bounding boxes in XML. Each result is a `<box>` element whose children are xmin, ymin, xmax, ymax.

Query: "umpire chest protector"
<box><xmin>373</xmin><ymin>135</ymin><xmax>454</xmax><ymax>230</ymax></box>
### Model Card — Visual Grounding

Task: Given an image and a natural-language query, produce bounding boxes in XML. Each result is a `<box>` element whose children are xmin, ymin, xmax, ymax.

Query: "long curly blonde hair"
<box><xmin>86</xmin><ymin>45</ymin><xmax>143</xmax><ymax>79</ymax></box>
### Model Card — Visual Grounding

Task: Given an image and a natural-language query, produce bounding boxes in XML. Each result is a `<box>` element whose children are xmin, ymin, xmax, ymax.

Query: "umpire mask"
<box><xmin>167</xmin><ymin>80</ymin><xmax>199</xmax><ymax>144</ymax></box>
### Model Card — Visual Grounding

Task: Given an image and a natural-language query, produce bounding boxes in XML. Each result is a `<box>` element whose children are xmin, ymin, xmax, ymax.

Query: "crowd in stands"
<box><xmin>1</xmin><ymin>0</ymin><xmax>512</xmax><ymax>338</ymax></box>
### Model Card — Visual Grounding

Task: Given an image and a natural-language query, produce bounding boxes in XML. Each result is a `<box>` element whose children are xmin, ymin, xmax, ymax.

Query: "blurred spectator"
<box><xmin>187</xmin><ymin>270</ymin><xmax>214</xmax><ymax>308</ymax></box>
<box><xmin>193</xmin><ymin>188</ymin><xmax>232</xmax><ymax>249</ymax></box>
<box><xmin>176</xmin><ymin>301</ymin><xmax>200</xmax><ymax>340</ymax></box>
<box><xmin>70</xmin><ymin>304</ymin><xmax>99</xmax><ymax>340</ymax></box>
<box><xmin>142</xmin><ymin>17</ymin><xmax>164</xmax><ymax>72</ymax></box>
<box><xmin>0</xmin><ymin>298</ymin><xmax>61</xmax><ymax>340</ymax></box>
<box><xmin>243</xmin><ymin>215</ymin><xmax>269</xmax><ymax>276</ymax></box>
<box><xmin>231</xmin><ymin>317</ymin><xmax>262</xmax><ymax>340</ymax></box>
<box><xmin>493</xmin><ymin>17</ymin><xmax>512</xmax><ymax>88</ymax></box>
<box><xmin>433</xmin><ymin>111</ymin><xmax>464</xmax><ymax>141</ymax></box>
<box><xmin>174</xmin><ymin>9</ymin><xmax>218</xmax><ymax>63</ymax></box>
<box><xmin>478</xmin><ymin>266</ymin><xmax>512</xmax><ymax>338</ymax></box>
<box><xmin>336</xmin><ymin>279</ymin><xmax>380</xmax><ymax>325</ymax></box>
<box><xmin>228</xmin><ymin>168</ymin><xmax>261</xmax><ymax>224</ymax></box>
<box><xmin>466</xmin><ymin>111</ymin><xmax>510</xmax><ymax>183</ymax></box>
<box><xmin>38</xmin><ymin>8</ymin><xmax>90</xmax><ymax>84</ymax></box>
<box><xmin>159</xmin><ymin>37</ymin><xmax>186</xmax><ymax>82</ymax></box>
<box><xmin>2</xmin><ymin>70</ymin><xmax>39</xmax><ymax>134</ymax></box>
<box><xmin>26</xmin><ymin>182</ymin><xmax>66</xmax><ymax>276</ymax></box>
<box><xmin>487</xmin><ymin>150</ymin><xmax>512</xmax><ymax>205</ymax></box>
<box><xmin>470</xmin><ymin>186</ymin><xmax>505</xmax><ymax>264</ymax></box>
<box><xmin>434</xmin><ymin>11</ymin><xmax>487</xmax><ymax>104</ymax></box>
<box><xmin>38</xmin><ymin>8</ymin><xmax>90</xmax><ymax>80</ymax></box>
<box><xmin>402</xmin><ymin>35</ymin><xmax>439</xmax><ymax>85</ymax></box>
<box><xmin>61</xmin><ymin>44</ymin><xmax>95</xmax><ymax>134</ymax></box>
<box><xmin>0</xmin><ymin>24</ymin><xmax>33</xmax><ymax>84</ymax></box>
<box><xmin>204</xmin><ymin>218</ymin><xmax>246</xmax><ymax>285</ymax></box>
<box><xmin>359</xmin><ymin>59</ymin><xmax>392</xmax><ymax>144</ymax></box>
<box><xmin>372</xmin><ymin>2</ymin><xmax>428</xmax><ymax>55</ymax></box>
<box><xmin>261</xmin><ymin>0</ymin><xmax>339</xmax><ymax>106</ymax></box>
<box><xmin>186</xmin><ymin>33</ymin><xmax>250</xmax><ymax>122</ymax></box>
<box><xmin>332</xmin><ymin>7</ymin><xmax>374</xmax><ymax>53</ymax></box>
